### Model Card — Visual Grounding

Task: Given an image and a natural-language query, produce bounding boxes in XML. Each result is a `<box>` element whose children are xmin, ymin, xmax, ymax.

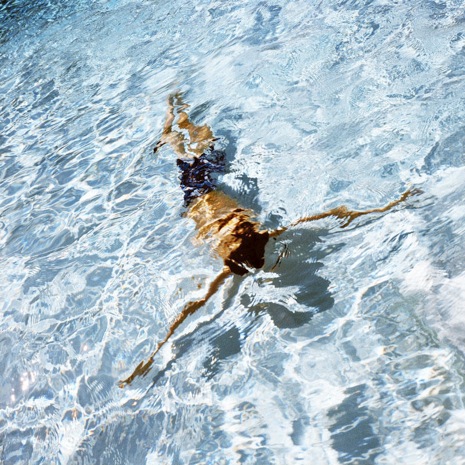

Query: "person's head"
<box><xmin>224</xmin><ymin>222</ymin><xmax>270</xmax><ymax>276</ymax></box>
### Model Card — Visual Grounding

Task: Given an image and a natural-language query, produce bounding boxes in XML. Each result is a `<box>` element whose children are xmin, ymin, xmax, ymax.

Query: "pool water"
<box><xmin>2</xmin><ymin>0</ymin><xmax>465</xmax><ymax>463</ymax></box>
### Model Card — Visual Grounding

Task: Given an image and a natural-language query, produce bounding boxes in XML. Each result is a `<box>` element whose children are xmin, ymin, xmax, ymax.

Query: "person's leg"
<box><xmin>154</xmin><ymin>92</ymin><xmax>215</xmax><ymax>157</ymax></box>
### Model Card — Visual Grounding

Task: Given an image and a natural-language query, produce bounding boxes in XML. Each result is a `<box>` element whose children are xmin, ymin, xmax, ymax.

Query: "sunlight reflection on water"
<box><xmin>2</xmin><ymin>0</ymin><xmax>465</xmax><ymax>463</ymax></box>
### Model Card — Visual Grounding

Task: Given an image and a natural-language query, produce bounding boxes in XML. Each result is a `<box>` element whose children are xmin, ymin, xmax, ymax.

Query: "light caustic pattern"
<box><xmin>1</xmin><ymin>0</ymin><xmax>465</xmax><ymax>463</ymax></box>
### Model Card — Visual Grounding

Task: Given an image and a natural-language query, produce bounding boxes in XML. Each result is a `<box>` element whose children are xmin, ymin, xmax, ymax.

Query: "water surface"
<box><xmin>2</xmin><ymin>0</ymin><xmax>465</xmax><ymax>463</ymax></box>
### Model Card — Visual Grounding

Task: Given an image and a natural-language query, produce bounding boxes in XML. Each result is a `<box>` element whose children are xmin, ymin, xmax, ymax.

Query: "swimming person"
<box><xmin>119</xmin><ymin>93</ymin><xmax>419</xmax><ymax>387</ymax></box>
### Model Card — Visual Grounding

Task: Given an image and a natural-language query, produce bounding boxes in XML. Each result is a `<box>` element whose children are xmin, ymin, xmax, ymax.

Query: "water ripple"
<box><xmin>2</xmin><ymin>0</ymin><xmax>465</xmax><ymax>464</ymax></box>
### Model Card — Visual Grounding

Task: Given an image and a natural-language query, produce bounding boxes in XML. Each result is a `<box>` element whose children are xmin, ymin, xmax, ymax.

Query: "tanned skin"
<box><xmin>119</xmin><ymin>94</ymin><xmax>420</xmax><ymax>387</ymax></box>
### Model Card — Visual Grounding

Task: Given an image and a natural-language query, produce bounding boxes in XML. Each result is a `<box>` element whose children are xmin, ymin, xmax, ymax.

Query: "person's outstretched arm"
<box><xmin>270</xmin><ymin>188</ymin><xmax>421</xmax><ymax>238</ymax></box>
<box><xmin>119</xmin><ymin>267</ymin><xmax>232</xmax><ymax>387</ymax></box>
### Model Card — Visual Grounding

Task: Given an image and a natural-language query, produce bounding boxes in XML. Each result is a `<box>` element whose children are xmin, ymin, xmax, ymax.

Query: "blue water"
<box><xmin>2</xmin><ymin>0</ymin><xmax>465</xmax><ymax>463</ymax></box>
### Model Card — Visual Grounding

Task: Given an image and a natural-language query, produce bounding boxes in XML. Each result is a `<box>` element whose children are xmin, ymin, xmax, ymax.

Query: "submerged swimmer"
<box><xmin>119</xmin><ymin>93</ymin><xmax>419</xmax><ymax>387</ymax></box>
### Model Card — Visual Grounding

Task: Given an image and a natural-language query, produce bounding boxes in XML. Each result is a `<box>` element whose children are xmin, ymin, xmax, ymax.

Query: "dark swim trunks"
<box><xmin>177</xmin><ymin>149</ymin><xmax>226</xmax><ymax>205</ymax></box>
